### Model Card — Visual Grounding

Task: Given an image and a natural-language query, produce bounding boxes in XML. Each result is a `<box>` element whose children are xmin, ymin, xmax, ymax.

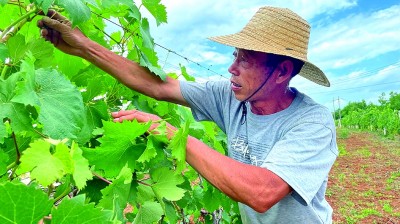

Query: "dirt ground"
<box><xmin>328</xmin><ymin>130</ymin><xmax>400</xmax><ymax>223</ymax></box>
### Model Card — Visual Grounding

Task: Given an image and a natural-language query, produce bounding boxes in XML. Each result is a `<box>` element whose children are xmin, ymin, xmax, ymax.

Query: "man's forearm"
<box><xmin>81</xmin><ymin>41</ymin><xmax>164</xmax><ymax>99</ymax></box>
<box><xmin>185</xmin><ymin>136</ymin><xmax>292</xmax><ymax>213</ymax></box>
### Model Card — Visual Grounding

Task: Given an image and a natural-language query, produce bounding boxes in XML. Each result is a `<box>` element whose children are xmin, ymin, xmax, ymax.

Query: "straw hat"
<box><xmin>208</xmin><ymin>6</ymin><xmax>330</xmax><ymax>87</ymax></box>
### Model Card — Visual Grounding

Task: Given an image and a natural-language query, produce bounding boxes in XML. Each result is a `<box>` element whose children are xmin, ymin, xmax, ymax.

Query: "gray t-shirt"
<box><xmin>180</xmin><ymin>80</ymin><xmax>338</xmax><ymax>224</ymax></box>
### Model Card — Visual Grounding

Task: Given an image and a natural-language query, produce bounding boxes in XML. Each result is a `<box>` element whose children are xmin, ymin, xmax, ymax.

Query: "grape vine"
<box><xmin>0</xmin><ymin>0</ymin><xmax>240</xmax><ymax>223</ymax></box>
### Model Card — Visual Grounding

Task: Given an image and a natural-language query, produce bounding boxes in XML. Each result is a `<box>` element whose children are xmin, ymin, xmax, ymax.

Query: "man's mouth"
<box><xmin>231</xmin><ymin>81</ymin><xmax>242</xmax><ymax>87</ymax></box>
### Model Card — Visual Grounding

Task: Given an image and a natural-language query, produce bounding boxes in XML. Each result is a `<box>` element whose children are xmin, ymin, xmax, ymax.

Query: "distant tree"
<box><xmin>388</xmin><ymin>92</ymin><xmax>400</xmax><ymax>110</ymax></box>
<box><xmin>339</xmin><ymin>100</ymin><xmax>368</xmax><ymax>118</ymax></box>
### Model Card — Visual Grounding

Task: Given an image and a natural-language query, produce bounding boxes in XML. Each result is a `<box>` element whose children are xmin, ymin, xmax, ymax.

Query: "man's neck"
<box><xmin>249</xmin><ymin>88</ymin><xmax>296</xmax><ymax>115</ymax></box>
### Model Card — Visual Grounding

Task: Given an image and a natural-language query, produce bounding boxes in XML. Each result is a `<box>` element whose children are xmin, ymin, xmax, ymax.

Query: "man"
<box><xmin>39</xmin><ymin>6</ymin><xmax>338</xmax><ymax>223</ymax></box>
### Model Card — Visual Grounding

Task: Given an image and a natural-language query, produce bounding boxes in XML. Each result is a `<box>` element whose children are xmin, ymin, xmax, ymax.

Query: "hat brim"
<box><xmin>208</xmin><ymin>33</ymin><xmax>330</xmax><ymax>87</ymax></box>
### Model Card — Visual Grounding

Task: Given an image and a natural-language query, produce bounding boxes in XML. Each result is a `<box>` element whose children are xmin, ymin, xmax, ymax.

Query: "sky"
<box><xmin>140</xmin><ymin>0</ymin><xmax>400</xmax><ymax>112</ymax></box>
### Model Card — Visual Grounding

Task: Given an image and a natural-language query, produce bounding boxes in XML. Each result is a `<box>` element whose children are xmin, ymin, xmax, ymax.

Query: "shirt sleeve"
<box><xmin>180</xmin><ymin>80</ymin><xmax>231</xmax><ymax>132</ymax></box>
<box><xmin>261</xmin><ymin>120</ymin><xmax>338</xmax><ymax>205</ymax></box>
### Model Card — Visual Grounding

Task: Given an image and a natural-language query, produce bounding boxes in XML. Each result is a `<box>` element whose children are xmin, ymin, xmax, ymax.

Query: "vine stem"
<box><xmin>172</xmin><ymin>201</ymin><xmax>187</xmax><ymax>224</ymax></box>
<box><xmin>53</xmin><ymin>186</ymin><xmax>71</xmax><ymax>203</ymax></box>
<box><xmin>0</xmin><ymin>5</ymin><xmax>38</xmax><ymax>43</ymax></box>
<box><xmin>1</xmin><ymin>64</ymin><xmax>9</xmax><ymax>80</ymax></box>
<box><xmin>11</xmin><ymin>131</ymin><xmax>21</xmax><ymax>164</ymax></box>
<box><xmin>6</xmin><ymin>162</ymin><xmax>16</xmax><ymax>171</ymax></box>
<box><xmin>92</xmin><ymin>171</ymin><xmax>112</xmax><ymax>184</ymax></box>
<box><xmin>137</xmin><ymin>180</ymin><xmax>151</xmax><ymax>187</ymax></box>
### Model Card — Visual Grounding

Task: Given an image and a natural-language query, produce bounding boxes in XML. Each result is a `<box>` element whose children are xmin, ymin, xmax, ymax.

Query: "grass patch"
<box><xmin>355</xmin><ymin>147</ymin><xmax>372</xmax><ymax>158</ymax></box>
<box><xmin>337</xmin><ymin>128</ymin><xmax>351</xmax><ymax>139</ymax></box>
<box><xmin>338</xmin><ymin>145</ymin><xmax>348</xmax><ymax>156</ymax></box>
<box><xmin>386</xmin><ymin>171</ymin><xmax>400</xmax><ymax>190</ymax></box>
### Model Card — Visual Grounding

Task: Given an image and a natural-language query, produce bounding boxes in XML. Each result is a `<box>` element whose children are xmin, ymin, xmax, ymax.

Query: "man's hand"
<box><xmin>37</xmin><ymin>11</ymin><xmax>88</xmax><ymax>57</ymax></box>
<box><xmin>112</xmin><ymin>110</ymin><xmax>177</xmax><ymax>139</ymax></box>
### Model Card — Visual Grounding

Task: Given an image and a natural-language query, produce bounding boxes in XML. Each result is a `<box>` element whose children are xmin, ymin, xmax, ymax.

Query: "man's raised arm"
<box><xmin>38</xmin><ymin>11</ymin><xmax>188</xmax><ymax>106</ymax></box>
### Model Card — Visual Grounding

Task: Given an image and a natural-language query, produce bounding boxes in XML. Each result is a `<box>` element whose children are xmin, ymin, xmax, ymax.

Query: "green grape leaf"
<box><xmin>139</xmin><ymin>51</ymin><xmax>166</xmax><ymax>81</ymax></box>
<box><xmin>0</xmin><ymin>150</ymin><xmax>9</xmax><ymax>175</ymax></box>
<box><xmin>202</xmin><ymin>187</ymin><xmax>223</xmax><ymax>212</ymax></box>
<box><xmin>141</xmin><ymin>0</ymin><xmax>167</xmax><ymax>26</ymax></box>
<box><xmin>12</xmin><ymin>64</ymin><xmax>85</xmax><ymax>140</ymax></box>
<box><xmin>53</xmin><ymin>51</ymin><xmax>87</xmax><ymax>80</ymax></box>
<box><xmin>79</xmin><ymin>179</ymin><xmax>109</xmax><ymax>204</ymax></box>
<box><xmin>151</xmin><ymin>167</ymin><xmax>185</xmax><ymax>201</ymax></box>
<box><xmin>77</xmin><ymin>100</ymin><xmax>109</xmax><ymax>144</ymax></box>
<box><xmin>0</xmin><ymin>74</ymin><xmax>33</xmax><ymax>141</ymax></box>
<box><xmin>101</xmin><ymin>0</ymin><xmax>139</xmax><ymax>17</ymax></box>
<box><xmin>132</xmin><ymin>201</ymin><xmax>163</xmax><ymax>224</ymax></box>
<box><xmin>168</xmin><ymin>121</ymin><xmax>190</xmax><ymax>172</ymax></box>
<box><xmin>137</xmin><ymin>135</ymin><xmax>157</xmax><ymax>163</ymax></box>
<box><xmin>139</xmin><ymin>18</ymin><xmax>153</xmax><ymax>49</ymax></box>
<box><xmin>57</xmin><ymin>0</ymin><xmax>91</xmax><ymax>26</ymax></box>
<box><xmin>83</xmin><ymin>120</ymin><xmax>151</xmax><ymax>177</ymax></box>
<box><xmin>0</xmin><ymin>43</ymin><xmax>7</xmax><ymax>62</ymax></box>
<box><xmin>164</xmin><ymin>200</ymin><xmax>179</xmax><ymax>224</ymax></box>
<box><xmin>71</xmin><ymin>142</ymin><xmax>93</xmax><ymax>189</ymax></box>
<box><xmin>0</xmin><ymin>102</ymin><xmax>33</xmax><ymax>136</ymax></box>
<box><xmin>0</xmin><ymin>182</ymin><xmax>53</xmax><ymax>224</ymax></box>
<box><xmin>180</xmin><ymin>64</ymin><xmax>195</xmax><ymax>81</ymax></box>
<box><xmin>6</xmin><ymin>34</ymin><xmax>53</xmax><ymax>66</ymax></box>
<box><xmin>51</xmin><ymin>194</ymin><xmax>113</xmax><ymax>224</ymax></box>
<box><xmin>32</xmin><ymin>0</ymin><xmax>54</xmax><ymax>15</ymax></box>
<box><xmin>17</xmin><ymin>140</ymin><xmax>65</xmax><ymax>186</ymax></box>
<box><xmin>0</xmin><ymin>0</ymin><xmax>7</xmax><ymax>6</ymax></box>
<box><xmin>98</xmin><ymin>166</ymin><xmax>135</xmax><ymax>220</ymax></box>
<box><xmin>0</xmin><ymin>122</ymin><xmax>6</xmax><ymax>144</ymax></box>
<box><xmin>53</xmin><ymin>142</ymin><xmax>74</xmax><ymax>172</ymax></box>
<box><xmin>1</xmin><ymin>135</ymin><xmax>31</xmax><ymax>166</ymax></box>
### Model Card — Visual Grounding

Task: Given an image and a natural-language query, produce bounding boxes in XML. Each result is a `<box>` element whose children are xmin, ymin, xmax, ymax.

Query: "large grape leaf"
<box><xmin>53</xmin><ymin>51</ymin><xmax>87</xmax><ymax>80</ymax></box>
<box><xmin>78</xmin><ymin>179</ymin><xmax>109</xmax><ymax>204</ymax></box>
<box><xmin>0</xmin><ymin>120</ymin><xmax>6</xmax><ymax>144</ymax></box>
<box><xmin>31</xmin><ymin>0</ymin><xmax>54</xmax><ymax>14</ymax></box>
<box><xmin>12</xmin><ymin>61</ymin><xmax>85</xmax><ymax>140</ymax></box>
<box><xmin>6</xmin><ymin>34</ymin><xmax>53</xmax><ymax>66</ymax></box>
<box><xmin>51</xmin><ymin>194</ymin><xmax>113</xmax><ymax>224</ymax></box>
<box><xmin>137</xmin><ymin>135</ymin><xmax>157</xmax><ymax>163</ymax></box>
<box><xmin>139</xmin><ymin>18</ymin><xmax>154</xmax><ymax>50</ymax></box>
<box><xmin>132</xmin><ymin>201</ymin><xmax>163</xmax><ymax>224</ymax></box>
<box><xmin>77</xmin><ymin>101</ymin><xmax>108</xmax><ymax>144</ymax></box>
<box><xmin>101</xmin><ymin>0</ymin><xmax>140</xmax><ymax>19</ymax></box>
<box><xmin>0</xmin><ymin>182</ymin><xmax>53</xmax><ymax>224</ymax></box>
<box><xmin>83</xmin><ymin>120</ymin><xmax>150</xmax><ymax>177</ymax></box>
<box><xmin>0</xmin><ymin>43</ymin><xmax>7</xmax><ymax>62</ymax></box>
<box><xmin>168</xmin><ymin>121</ymin><xmax>190</xmax><ymax>172</ymax></box>
<box><xmin>142</xmin><ymin>0</ymin><xmax>167</xmax><ymax>26</ymax></box>
<box><xmin>98</xmin><ymin>166</ymin><xmax>137</xmax><ymax>221</ymax></box>
<box><xmin>17</xmin><ymin>140</ymin><xmax>65</xmax><ymax>186</ymax></box>
<box><xmin>70</xmin><ymin>142</ymin><xmax>93</xmax><ymax>189</ymax></box>
<box><xmin>0</xmin><ymin>74</ymin><xmax>33</xmax><ymax>142</ymax></box>
<box><xmin>57</xmin><ymin>0</ymin><xmax>91</xmax><ymax>26</ymax></box>
<box><xmin>0</xmin><ymin>135</ymin><xmax>31</xmax><ymax>171</ymax></box>
<box><xmin>139</xmin><ymin>51</ymin><xmax>166</xmax><ymax>81</ymax></box>
<box><xmin>151</xmin><ymin>167</ymin><xmax>185</xmax><ymax>201</ymax></box>
<box><xmin>0</xmin><ymin>150</ymin><xmax>8</xmax><ymax>175</ymax></box>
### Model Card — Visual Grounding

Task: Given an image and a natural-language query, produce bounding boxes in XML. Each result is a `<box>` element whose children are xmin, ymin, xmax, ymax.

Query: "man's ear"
<box><xmin>275</xmin><ymin>60</ymin><xmax>294</xmax><ymax>84</ymax></box>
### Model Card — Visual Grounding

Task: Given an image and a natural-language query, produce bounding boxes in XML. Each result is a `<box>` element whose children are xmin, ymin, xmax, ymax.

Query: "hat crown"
<box><xmin>208</xmin><ymin>6</ymin><xmax>330</xmax><ymax>87</ymax></box>
<box><xmin>241</xmin><ymin>6</ymin><xmax>310</xmax><ymax>60</ymax></box>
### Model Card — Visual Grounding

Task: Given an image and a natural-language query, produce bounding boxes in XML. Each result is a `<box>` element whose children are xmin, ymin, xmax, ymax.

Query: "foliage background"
<box><xmin>0</xmin><ymin>0</ymin><xmax>240</xmax><ymax>223</ymax></box>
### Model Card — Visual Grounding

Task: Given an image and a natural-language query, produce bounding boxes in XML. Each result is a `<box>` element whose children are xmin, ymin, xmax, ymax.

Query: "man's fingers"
<box><xmin>42</xmin><ymin>17</ymin><xmax>67</xmax><ymax>30</ymax></box>
<box><xmin>112</xmin><ymin>110</ymin><xmax>136</xmax><ymax>117</ymax></box>
<box><xmin>47</xmin><ymin>10</ymin><xmax>68</xmax><ymax>21</ymax></box>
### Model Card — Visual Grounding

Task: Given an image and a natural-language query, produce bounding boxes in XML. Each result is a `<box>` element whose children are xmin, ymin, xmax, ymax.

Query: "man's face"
<box><xmin>228</xmin><ymin>49</ymin><xmax>272</xmax><ymax>102</ymax></box>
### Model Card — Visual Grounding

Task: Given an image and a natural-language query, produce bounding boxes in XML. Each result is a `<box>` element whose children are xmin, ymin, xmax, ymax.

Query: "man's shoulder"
<box><xmin>291</xmin><ymin>89</ymin><xmax>334</xmax><ymax>125</ymax></box>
